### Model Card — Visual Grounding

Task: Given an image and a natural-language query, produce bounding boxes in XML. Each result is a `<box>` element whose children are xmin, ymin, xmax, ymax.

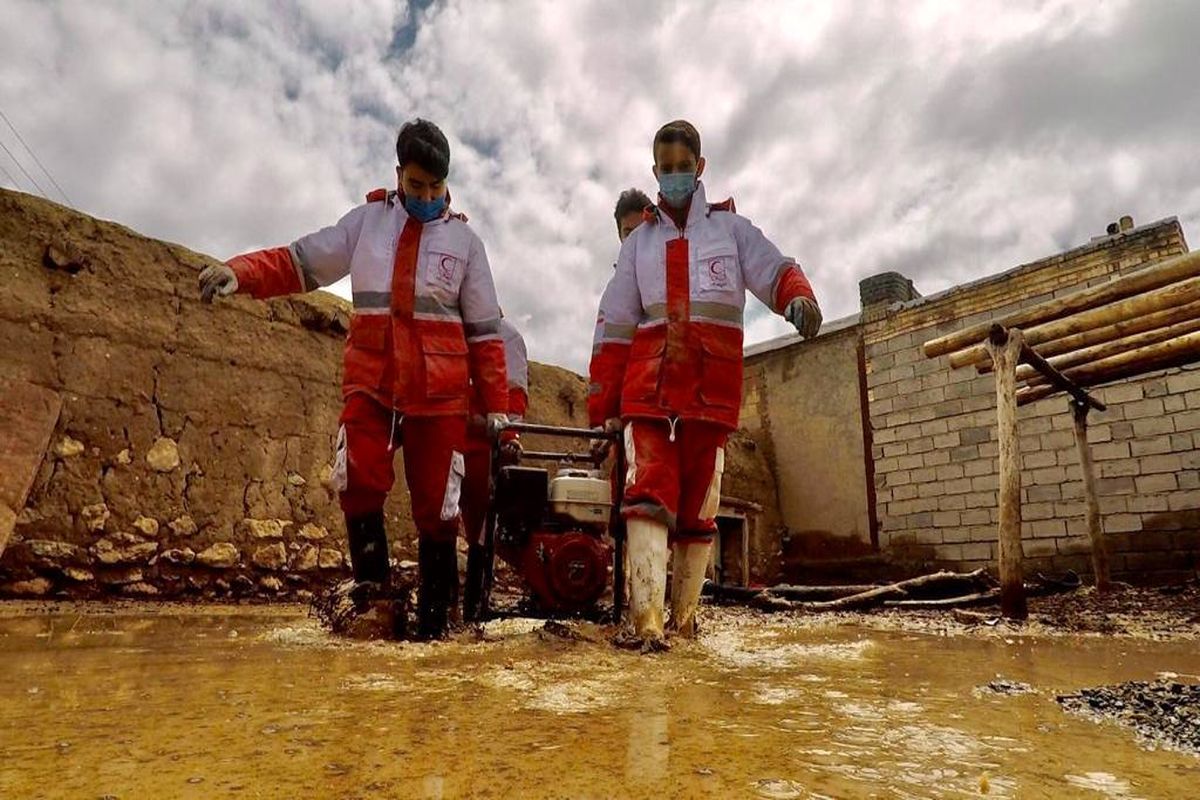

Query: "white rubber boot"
<box><xmin>625</xmin><ymin>518</ymin><xmax>668</xmax><ymax>644</ymax></box>
<box><xmin>668</xmin><ymin>540</ymin><xmax>712</xmax><ymax>638</ymax></box>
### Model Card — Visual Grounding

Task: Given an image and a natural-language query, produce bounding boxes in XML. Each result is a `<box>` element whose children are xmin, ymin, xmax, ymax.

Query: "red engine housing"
<box><xmin>513</xmin><ymin>530</ymin><xmax>611</xmax><ymax>613</ymax></box>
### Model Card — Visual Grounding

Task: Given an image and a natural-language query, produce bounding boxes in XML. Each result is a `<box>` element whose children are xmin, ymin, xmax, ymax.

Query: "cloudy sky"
<box><xmin>2</xmin><ymin>0</ymin><xmax>1198</xmax><ymax>372</ymax></box>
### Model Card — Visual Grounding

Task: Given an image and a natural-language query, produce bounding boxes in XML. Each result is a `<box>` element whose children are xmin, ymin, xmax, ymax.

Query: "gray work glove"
<box><xmin>590</xmin><ymin>417</ymin><xmax>622</xmax><ymax>461</ymax></box>
<box><xmin>199</xmin><ymin>264</ymin><xmax>239</xmax><ymax>303</ymax></box>
<box><xmin>486</xmin><ymin>413</ymin><xmax>510</xmax><ymax>439</ymax></box>
<box><xmin>784</xmin><ymin>296</ymin><xmax>822</xmax><ymax>339</ymax></box>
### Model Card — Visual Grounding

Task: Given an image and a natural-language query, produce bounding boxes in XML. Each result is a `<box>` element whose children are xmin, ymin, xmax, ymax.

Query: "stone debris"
<box><xmin>132</xmin><ymin>516</ymin><xmax>160</xmax><ymax>537</ymax></box>
<box><xmin>318</xmin><ymin>464</ymin><xmax>335</xmax><ymax>488</ymax></box>
<box><xmin>974</xmin><ymin>678</ymin><xmax>1037</xmax><ymax>697</ymax></box>
<box><xmin>145</xmin><ymin>437</ymin><xmax>180</xmax><ymax>472</ymax></box>
<box><xmin>1058</xmin><ymin>679</ymin><xmax>1200</xmax><ymax>755</ymax></box>
<box><xmin>122</xmin><ymin>582</ymin><xmax>160</xmax><ymax>596</ymax></box>
<box><xmin>290</xmin><ymin>544</ymin><xmax>319</xmax><ymax>572</ymax></box>
<box><xmin>287</xmin><ymin>473</ymin><xmax>306</xmax><ymax>487</ymax></box>
<box><xmin>297</xmin><ymin>523</ymin><xmax>327</xmax><ymax>541</ymax></box>
<box><xmin>4</xmin><ymin>577</ymin><xmax>52</xmax><ymax>596</ymax></box>
<box><xmin>260</xmin><ymin>576</ymin><xmax>284</xmax><ymax>593</ymax></box>
<box><xmin>24</xmin><ymin>539</ymin><xmax>79</xmax><ymax>564</ymax></box>
<box><xmin>98</xmin><ymin>568</ymin><xmax>143</xmax><ymax>585</ymax></box>
<box><xmin>196</xmin><ymin>543</ymin><xmax>240</xmax><ymax>569</ymax></box>
<box><xmin>91</xmin><ymin>536</ymin><xmax>158</xmax><ymax>565</ymax></box>
<box><xmin>54</xmin><ymin>436</ymin><xmax>84</xmax><ymax>458</ymax></box>
<box><xmin>115</xmin><ymin>449</ymin><xmax>132</xmax><ymax>465</ymax></box>
<box><xmin>63</xmin><ymin>567</ymin><xmax>94</xmax><ymax>582</ymax></box>
<box><xmin>242</xmin><ymin>519</ymin><xmax>289</xmax><ymax>539</ymax></box>
<box><xmin>168</xmin><ymin>515</ymin><xmax>198</xmax><ymax>537</ymax></box>
<box><xmin>79</xmin><ymin>503</ymin><xmax>110</xmax><ymax>532</ymax></box>
<box><xmin>318</xmin><ymin>548</ymin><xmax>346</xmax><ymax>570</ymax></box>
<box><xmin>251</xmin><ymin>543</ymin><xmax>288</xmax><ymax>570</ymax></box>
<box><xmin>159</xmin><ymin>548</ymin><xmax>196</xmax><ymax>565</ymax></box>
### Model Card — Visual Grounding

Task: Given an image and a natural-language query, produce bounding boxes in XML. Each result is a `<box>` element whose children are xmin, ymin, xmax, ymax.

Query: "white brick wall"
<box><xmin>864</xmin><ymin>221</ymin><xmax>1199</xmax><ymax>577</ymax></box>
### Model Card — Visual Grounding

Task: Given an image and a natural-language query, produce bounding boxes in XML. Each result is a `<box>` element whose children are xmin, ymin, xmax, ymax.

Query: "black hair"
<box><xmin>613</xmin><ymin>188</ymin><xmax>652</xmax><ymax>227</ymax></box>
<box><xmin>652</xmin><ymin>119</ymin><xmax>701</xmax><ymax>161</ymax></box>
<box><xmin>396</xmin><ymin>118</ymin><xmax>450</xmax><ymax>180</ymax></box>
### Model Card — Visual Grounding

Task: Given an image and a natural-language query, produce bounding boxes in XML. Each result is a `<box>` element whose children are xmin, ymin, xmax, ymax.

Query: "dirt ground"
<box><xmin>705</xmin><ymin>577</ymin><xmax>1200</xmax><ymax>642</ymax></box>
<box><xmin>3</xmin><ymin>575</ymin><xmax>1198</xmax><ymax>641</ymax></box>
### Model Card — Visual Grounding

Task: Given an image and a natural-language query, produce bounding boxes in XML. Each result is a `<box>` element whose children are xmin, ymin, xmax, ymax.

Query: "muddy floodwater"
<box><xmin>1</xmin><ymin>604</ymin><xmax>1198</xmax><ymax>799</ymax></box>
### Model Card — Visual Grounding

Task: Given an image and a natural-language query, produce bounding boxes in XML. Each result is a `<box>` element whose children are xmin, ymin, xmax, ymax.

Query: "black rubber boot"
<box><xmin>345</xmin><ymin>511</ymin><xmax>390</xmax><ymax>608</ymax></box>
<box><xmin>462</xmin><ymin>543</ymin><xmax>489</xmax><ymax>624</ymax></box>
<box><xmin>416</xmin><ymin>538</ymin><xmax>457</xmax><ymax>640</ymax></box>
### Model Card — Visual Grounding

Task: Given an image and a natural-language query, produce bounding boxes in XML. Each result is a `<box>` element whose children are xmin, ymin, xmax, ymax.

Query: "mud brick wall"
<box><xmin>0</xmin><ymin>189</ymin><xmax>588</xmax><ymax>600</ymax></box>
<box><xmin>865</xmin><ymin>218</ymin><xmax>1200</xmax><ymax>581</ymax></box>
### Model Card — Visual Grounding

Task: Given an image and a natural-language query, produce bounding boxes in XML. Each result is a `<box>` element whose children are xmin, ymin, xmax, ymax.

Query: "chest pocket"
<box><xmin>695</xmin><ymin>241</ymin><xmax>739</xmax><ymax>295</ymax></box>
<box><xmin>422</xmin><ymin>247</ymin><xmax>467</xmax><ymax>301</ymax></box>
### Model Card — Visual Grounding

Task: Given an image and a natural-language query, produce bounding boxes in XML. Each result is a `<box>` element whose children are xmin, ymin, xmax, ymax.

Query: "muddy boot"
<box><xmin>616</xmin><ymin>518</ymin><xmax>668</xmax><ymax>650</ymax></box>
<box><xmin>667</xmin><ymin>540</ymin><xmax>712</xmax><ymax>638</ymax></box>
<box><xmin>416</xmin><ymin>538</ymin><xmax>457</xmax><ymax>640</ymax></box>
<box><xmin>346</xmin><ymin>511</ymin><xmax>390</xmax><ymax>609</ymax></box>
<box><xmin>462</xmin><ymin>543</ymin><xmax>489</xmax><ymax>624</ymax></box>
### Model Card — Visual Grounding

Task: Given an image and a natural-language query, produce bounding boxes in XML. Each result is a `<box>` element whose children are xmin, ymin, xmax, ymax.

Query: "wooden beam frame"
<box><xmin>948</xmin><ymin>276</ymin><xmax>1200</xmax><ymax>370</ymax></box>
<box><xmin>924</xmin><ymin>249</ymin><xmax>1200</xmax><ymax>358</ymax></box>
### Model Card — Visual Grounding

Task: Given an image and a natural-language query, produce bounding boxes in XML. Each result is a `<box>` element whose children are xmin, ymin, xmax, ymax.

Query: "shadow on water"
<box><xmin>0</xmin><ymin>605</ymin><xmax>1198</xmax><ymax>799</ymax></box>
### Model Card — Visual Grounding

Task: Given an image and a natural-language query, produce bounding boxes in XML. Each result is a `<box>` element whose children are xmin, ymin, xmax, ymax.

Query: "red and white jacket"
<box><xmin>227</xmin><ymin>189</ymin><xmax>507</xmax><ymax>417</ymax></box>
<box><xmin>588</xmin><ymin>182</ymin><xmax>817</xmax><ymax>431</ymax></box>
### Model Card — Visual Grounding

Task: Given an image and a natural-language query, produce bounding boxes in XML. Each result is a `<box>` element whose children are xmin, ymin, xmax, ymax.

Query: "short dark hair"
<box><xmin>652</xmin><ymin>119</ymin><xmax>701</xmax><ymax>161</ymax></box>
<box><xmin>613</xmin><ymin>188</ymin><xmax>652</xmax><ymax>226</ymax></box>
<box><xmin>396</xmin><ymin>118</ymin><xmax>450</xmax><ymax>180</ymax></box>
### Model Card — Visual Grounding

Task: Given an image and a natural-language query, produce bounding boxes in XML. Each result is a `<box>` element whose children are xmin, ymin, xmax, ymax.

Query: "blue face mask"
<box><xmin>404</xmin><ymin>193</ymin><xmax>446</xmax><ymax>222</ymax></box>
<box><xmin>658</xmin><ymin>171</ymin><xmax>696</xmax><ymax>208</ymax></box>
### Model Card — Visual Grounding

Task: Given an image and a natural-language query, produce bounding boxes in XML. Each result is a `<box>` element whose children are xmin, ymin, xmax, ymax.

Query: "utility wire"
<box><xmin>0</xmin><ymin>159</ymin><xmax>22</xmax><ymax>190</ymax></box>
<box><xmin>0</xmin><ymin>136</ymin><xmax>49</xmax><ymax>199</ymax></box>
<box><xmin>0</xmin><ymin>107</ymin><xmax>72</xmax><ymax>205</ymax></box>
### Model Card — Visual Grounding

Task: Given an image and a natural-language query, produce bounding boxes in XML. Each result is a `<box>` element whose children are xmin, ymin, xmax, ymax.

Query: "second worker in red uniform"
<box><xmin>589</xmin><ymin>120</ymin><xmax>822</xmax><ymax>647</ymax></box>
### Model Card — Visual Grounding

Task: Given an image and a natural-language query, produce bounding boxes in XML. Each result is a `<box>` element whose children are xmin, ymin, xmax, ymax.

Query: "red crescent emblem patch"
<box><xmin>708</xmin><ymin>258</ymin><xmax>728</xmax><ymax>285</ymax></box>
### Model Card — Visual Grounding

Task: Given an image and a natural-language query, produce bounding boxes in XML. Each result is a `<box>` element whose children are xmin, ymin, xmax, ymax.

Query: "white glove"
<box><xmin>486</xmin><ymin>413</ymin><xmax>509</xmax><ymax>439</ymax></box>
<box><xmin>784</xmin><ymin>297</ymin><xmax>822</xmax><ymax>339</ymax></box>
<box><xmin>199</xmin><ymin>264</ymin><xmax>239</xmax><ymax>303</ymax></box>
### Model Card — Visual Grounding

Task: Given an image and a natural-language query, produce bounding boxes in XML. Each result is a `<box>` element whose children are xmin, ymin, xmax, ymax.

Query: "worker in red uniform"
<box><xmin>460</xmin><ymin>317</ymin><xmax>528</xmax><ymax>623</ymax></box>
<box><xmin>589</xmin><ymin>120</ymin><xmax>821</xmax><ymax>647</ymax></box>
<box><xmin>198</xmin><ymin>119</ymin><xmax>508</xmax><ymax>640</ymax></box>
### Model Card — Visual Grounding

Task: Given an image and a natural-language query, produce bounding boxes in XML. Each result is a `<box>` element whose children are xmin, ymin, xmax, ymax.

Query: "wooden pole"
<box><xmin>1070</xmin><ymin>401</ymin><xmax>1111</xmax><ymax>593</ymax></box>
<box><xmin>946</xmin><ymin>276</ymin><xmax>1200</xmax><ymax>370</ymax></box>
<box><xmin>979</xmin><ymin>298</ymin><xmax>1200</xmax><ymax>374</ymax></box>
<box><xmin>1019</xmin><ymin>317</ymin><xmax>1200</xmax><ymax>385</ymax></box>
<box><xmin>988</xmin><ymin>327</ymin><xmax>1027</xmax><ymax>620</ymax></box>
<box><xmin>1017</xmin><ymin>329</ymin><xmax>1200</xmax><ymax>405</ymax></box>
<box><xmin>924</xmin><ymin>249</ymin><xmax>1200</xmax><ymax>358</ymax></box>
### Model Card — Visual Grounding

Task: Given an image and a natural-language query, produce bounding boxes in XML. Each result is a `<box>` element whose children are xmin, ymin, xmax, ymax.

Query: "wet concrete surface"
<box><xmin>1</xmin><ymin>602</ymin><xmax>1198</xmax><ymax>799</ymax></box>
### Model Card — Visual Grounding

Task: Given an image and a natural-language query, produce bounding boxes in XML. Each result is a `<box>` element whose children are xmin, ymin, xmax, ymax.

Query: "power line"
<box><xmin>0</xmin><ymin>158</ymin><xmax>22</xmax><ymax>190</ymax></box>
<box><xmin>0</xmin><ymin>107</ymin><xmax>72</xmax><ymax>205</ymax></box>
<box><xmin>0</xmin><ymin>136</ymin><xmax>49</xmax><ymax>199</ymax></box>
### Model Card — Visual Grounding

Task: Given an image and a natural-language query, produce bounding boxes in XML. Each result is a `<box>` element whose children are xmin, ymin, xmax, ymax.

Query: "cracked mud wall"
<box><xmin>0</xmin><ymin>188</ymin><xmax>589</xmax><ymax>599</ymax></box>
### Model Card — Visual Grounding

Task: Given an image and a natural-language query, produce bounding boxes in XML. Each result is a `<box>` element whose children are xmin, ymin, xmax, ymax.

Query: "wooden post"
<box><xmin>988</xmin><ymin>326</ymin><xmax>1027</xmax><ymax>620</ymax></box>
<box><xmin>1071</xmin><ymin>401</ymin><xmax>1112</xmax><ymax>592</ymax></box>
